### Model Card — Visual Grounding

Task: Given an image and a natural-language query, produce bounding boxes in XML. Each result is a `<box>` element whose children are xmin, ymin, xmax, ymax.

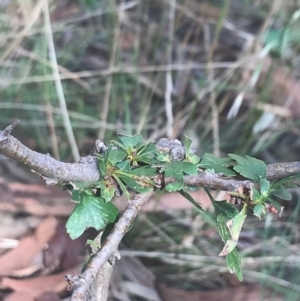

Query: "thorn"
<box><xmin>0</xmin><ymin>120</ymin><xmax>20</xmax><ymax>141</ymax></box>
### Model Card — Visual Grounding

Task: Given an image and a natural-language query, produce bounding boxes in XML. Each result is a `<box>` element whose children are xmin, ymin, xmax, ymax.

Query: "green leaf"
<box><xmin>96</xmin><ymin>146</ymin><xmax>110</xmax><ymax>177</ymax></box>
<box><xmin>272</xmin><ymin>184</ymin><xmax>292</xmax><ymax>201</ymax></box>
<box><xmin>163</xmin><ymin>161</ymin><xmax>198</xmax><ymax>192</ymax></box>
<box><xmin>178</xmin><ymin>189</ymin><xmax>204</xmax><ymax>212</ymax></box>
<box><xmin>137</xmin><ymin>143</ymin><xmax>157</xmax><ymax>163</ymax></box>
<box><xmin>252</xmin><ymin>188</ymin><xmax>261</xmax><ymax>201</ymax></box>
<box><xmin>118</xmin><ymin>133</ymin><xmax>144</xmax><ymax>148</ymax></box>
<box><xmin>253</xmin><ymin>203</ymin><xmax>265</xmax><ymax>218</ymax></box>
<box><xmin>101</xmin><ymin>185</ymin><xmax>115</xmax><ymax>202</ymax></box>
<box><xmin>131</xmin><ymin>166</ymin><xmax>158</xmax><ymax>177</ymax></box>
<box><xmin>183</xmin><ymin>135</ymin><xmax>201</xmax><ymax>164</ymax></box>
<box><xmin>260</xmin><ymin>178</ymin><xmax>270</xmax><ymax>197</ymax></box>
<box><xmin>219</xmin><ymin>211</ymin><xmax>247</xmax><ymax>256</ymax></box>
<box><xmin>226</xmin><ymin>249</ymin><xmax>243</xmax><ymax>281</ymax></box>
<box><xmin>198</xmin><ymin>153</ymin><xmax>235</xmax><ymax>176</ymax></box>
<box><xmin>118</xmin><ymin>175</ymin><xmax>152</xmax><ymax>193</ymax></box>
<box><xmin>108</xmin><ymin>149</ymin><xmax>127</xmax><ymax>165</ymax></box>
<box><xmin>205</xmin><ymin>188</ymin><xmax>242</xmax><ymax>280</ymax></box>
<box><xmin>183</xmin><ymin>135</ymin><xmax>193</xmax><ymax>153</ymax></box>
<box><xmin>66</xmin><ymin>192</ymin><xmax>119</xmax><ymax>239</ymax></box>
<box><xmin>156</xmin><ymin>152</ymin><xmax>171</xmax><ymax>162</ymax></box>
<box><xmin>229</xmin><ymin>154</ymin><xmax>266</xmax><ymax>182</ymax></box>
<box><xmin>116</xmin><ymin>159</ymin><xmax>131</xmax><ymax>171</ymax></box>
<box><xmin>284</xmin><ymin>181</ymin><xmax>299</xmax><ymax>189</ymax></box>
<box><xmin>112</xmin><ymin>175</ymin><xmax>131</xmax><ymax>200</ymax></box>
<box><xmin>71</xmin><ymin>189</ymin><xmax>81</xmax><ymax>202</ymax></box>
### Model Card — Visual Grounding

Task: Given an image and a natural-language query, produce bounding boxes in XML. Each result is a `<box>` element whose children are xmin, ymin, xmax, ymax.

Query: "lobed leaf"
<box><xmin>178</xmin><ymin>189</ymin><xmax>205</xmax><ymax>212</ymax></box>
<box><xmin>66</xmin><ymin>192</ymin><xmax>118</xmax><ymax>239</ymax></box>
<box><xmin>271</xmin><ymin>184</ymin><xmax>292</xmax><ymax>201</ymax></box>
<box><xmin>229</xmin><ymin>154</ymin><xmax>266</xmax><ymax>182</ymax></box>
<box><xmin>131</xmin><ymin>166</ymin><xmax>158</xmax><ymax>177</ymax></box>
<box><xmin>108</xmin><ymin>149</ymin><xmax>127</xmax><ymax>165</ymax></box>
<box><xmin>198</xmin><ymin>153</ymin><xmax>235</xmax><ymax>176</ymax></box>
<box><xmin>219</xmin><ymin>211</ymin><xmax>247</xmax><ymax>256</ymax></box>
<box><xmin>226</xmin><ymin>249</ymin><xmax>243</xmax><ymax>281</ymax></box>
<box><xmin>253</xmin><ymin>203</ymin><xmax>265</xmax><ymax>218</ymax></box>
<box><xmin>260</xmin><ymin>178</ymin><xmax>270</xmax><ymax>197</ymax></box>
<box><xmin>118</xmin><ymin>133</ymin><xmax>144</xmax><ymax>148</ymax></box>
<box><xmin>118</xmin><ymin>175</ymin><xmax>152</xmax><ymax>193</ymax></box>
<box><xmin>163</xmin><ymin>161</ymin><xmax>198</xmax><ymax>192</ymax></box>
<box><xmin>205</xmin><ymin>188</ymin><xmax>243</xmax><ymax>280</ymax></box>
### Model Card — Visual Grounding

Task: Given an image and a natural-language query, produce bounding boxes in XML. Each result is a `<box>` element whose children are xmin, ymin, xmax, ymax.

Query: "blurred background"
<box><xmin>0</xmin><ymin>0</ymin><xmax>300</xmax><ymax>300</ymax></box>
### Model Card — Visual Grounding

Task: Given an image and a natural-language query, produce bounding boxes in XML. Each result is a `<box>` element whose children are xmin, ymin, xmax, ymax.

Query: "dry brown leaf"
<box><xmin>0</xmin><ymin>235</ymin><xmax>43</xmax><ymax>276</ymax></box>
<box><xmin>0</xmin><ymin>216</ymin><xmax>59</xmax><ymax>276</ymax></box>
<box><xmin>0</xmin><ymin>180</ymin><xmax>73</xmax><ymax>216</ymax></box>
<box><xmin>2</xmin><ymin>269</ymin><xmax>71</xmax><ymax>298</ymax></box>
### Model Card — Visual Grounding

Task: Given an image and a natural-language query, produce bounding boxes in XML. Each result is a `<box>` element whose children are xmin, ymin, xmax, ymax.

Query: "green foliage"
<box><xmin>205</xmin><ymin>188</ymin><xmax>243</xmax><ymax>281</ymax></box>
<box><xmin>229</xmin><ymin>154</ymin><xmax>266</xmax><ymax>182</ymax></box>
<box><xmin>63</xmin><ymin>134</ymin><xmax>299</xmax><ymax>281</ymax></box>
<box><xmin>66</xmin><ymin>191</ymin><xmax>118</xmax><ymax>239</ymax></box>
<box><xmin>198</xmin><ymin>153</ymin><xmax>235</xmax><ymax>176</ymax></box>
<box><xmin>160</xmin><ymin>161</ymin><xmax>198</xmax><ymax>192</ymax></box>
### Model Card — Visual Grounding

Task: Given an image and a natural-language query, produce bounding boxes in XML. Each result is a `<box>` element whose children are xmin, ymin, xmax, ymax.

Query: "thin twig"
<box><xmin>68</xmin><ymin>190</ymin><xmax>154</xmax><ymax>301</ymax></box>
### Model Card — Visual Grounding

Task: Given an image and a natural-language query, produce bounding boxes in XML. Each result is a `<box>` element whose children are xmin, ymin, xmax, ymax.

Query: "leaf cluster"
<box><xmin>63</xmin><ymin>134</ymin><xmax>300</xmax><ymax>281</ymax></box>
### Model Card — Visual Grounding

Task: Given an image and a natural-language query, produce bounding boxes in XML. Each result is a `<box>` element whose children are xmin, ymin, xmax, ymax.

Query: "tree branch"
<box><xmin>0</xmin><ymin>121</ymin><xmax>100</xmax><ymax>182</ymax></box>
<box><xmin>1</xmin><ymin>122</ymin><xmax>300</xmax><ymax>186</ymax></box>
<box><xmin>67</xmin><ymin>190</ymin><xmax>154</xmax><ymax>301</ymax></box>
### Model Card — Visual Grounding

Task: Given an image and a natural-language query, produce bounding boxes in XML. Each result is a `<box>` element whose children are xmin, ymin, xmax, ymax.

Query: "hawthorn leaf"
<box><xmin>97</xmin><ymin>182</ymin><xmax>115</xmax><ymax>202</ymax></box>
<box><xmin>118</xmin><ymin>133</ymin><xmax>144</xmax><ymax>148</ymax></box>
<box><xmin>108</xmin><ymin>149</ymin><xmax>127</xmax><ymax>165</ymax></box>
<box><xmin>198</xmin><ymin>153</ymin><xmax>235</xmax><ymax>176</ymax></box>
<box><xmin>253</xmin><ymin>203</ymin><xmax>265</xmax><ymax>218</ymax></box>
<box><xmin>272</xmin><ymin>184</ymin><xmax>292</xmax><ymax>201</ymax></box>
<box><xmin>156</xmin><ymin>152</ymin><xmax>171</xmax><ymax>162</ymax></box>
<box><xmin>251</xmin><ymin>188</ymin><xmax>261</xmax><ymax>201</ymax></box>
<box><xmin>260</xmin><ymin>178</ymin><xmax>270</xmax><ymax>197</ymax></box>
<box><xmin>183</xmin><ymin>135</ymin><xmax>193</xmax><ymax>152</ymax></box>
<box><xmin>118</xmin><ymin>175</ymin><xmax>152</xmax><ymax>193</ymax></box>
<box><xmin>205</xmin><ymin>188</ymin><xmax>242</xmax><ymax>280</ymax></box>
<box><xmin>219</xmin><ymin>211</ymin><xmax>247</xmax><ymax>256</ymax></box>
<box><xmin>229</xmin><ymin>154</ymin><xmax>266</xmax><ymax>182</ymax></box>
<box><xmin>284</xmin><ymin>181</ymin><xmax>299</xmax><ymax>189</ymax></box>
<box><xmin>137</xmin><ymin>142</ymin><xmax>158</xmax><ymax>164</ymax></box>
<box><xmin>183</xmin><ymin>136</ymin><xmax>201</xmax><ymax>164</ymax></box>
<box><xmin>116</xmin><ymin>159</ymin><xmax>131</xmax><ymax>171</ymax></box>
<box><xmin>96</xmin><ymin>147</ymin><xmax>110</xmax><ymax>176</ymax></box>
<box><xmin>131</xmin><ymin>166</ymin><xmax>158</xmax><ymax>177</ymax></box>
<box><xmin>163</xmin><ymin>161</ymin><xmax>198</xmax><ymax>192</ymax></box>
<box><xmin>178</xmin><ymin>189</ymin><xmax>205</xmax><ymax>212</ymax></box>
<box><xmin>112</xmin><ymin>175</ymin><xmax>130</xmax><ymax>200</ymax></box>
<box><xmin>66</xmin><ymin>192</ymin><xmax>118</xmax><ymax>239</ymax></box>
<box><xmin>226</xmin><ymin>249</ymin><xmax>243</xmax><ymax>281</ymax></box>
